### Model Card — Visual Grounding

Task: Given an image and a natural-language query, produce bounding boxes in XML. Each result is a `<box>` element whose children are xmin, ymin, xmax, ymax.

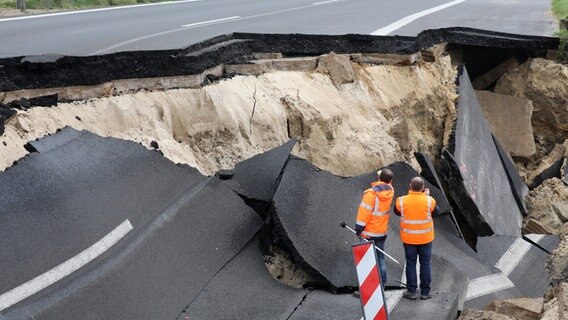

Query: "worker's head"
<box><xmin>409</xmin><ymin>177</ymin><xmax>425</xmax><ymax>192</ymax></box>
<box><xmin>377</xmin><ymin>168</ymin><xmax>393</xmax><ymax>184</ymax></box>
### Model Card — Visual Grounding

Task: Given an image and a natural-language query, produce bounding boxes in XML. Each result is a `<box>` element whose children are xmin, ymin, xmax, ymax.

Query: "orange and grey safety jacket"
<box><xmin>355</xmin><ymin>181</ymin><xmax>394</xmax><ymax>239</ymax></box>
<box><xmin>394</xmin><ymin>191</ymin><xmax>439</xmax><ymax>245</ymax></box>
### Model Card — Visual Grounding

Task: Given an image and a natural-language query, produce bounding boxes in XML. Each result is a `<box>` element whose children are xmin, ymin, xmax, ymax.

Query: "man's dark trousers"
<box><xmin>403</xmin><ymin>242</ymin><xmax>432</xmax><ymax>295</ymax></box>
<box><xmin>368</xmin><ymin>236</ymin><xmax>387</xmax><ymax>286</ymax></box>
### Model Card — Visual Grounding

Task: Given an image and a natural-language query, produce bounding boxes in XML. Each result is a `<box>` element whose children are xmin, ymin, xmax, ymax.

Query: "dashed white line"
<box><xmin>312</xmin><ymin>0</ymin><xmax>342</xmax><ymax>6</ymax></box>
<box><xmin>92</xmin><ymin>0</ymin><xmax>352</xmax><ymax>55</ymax></box>
<box><xmin>91</xmin><ymin>28</ymin><xmax>187</xmax><ymax>55</ymax></box>
<box><xmin>371</xmin><ymin>0</ymin><xmax>467</xmax><ymax>35</ymax></box>
<box><xmin>0</xmin><ymin>0</ymin><xmax>202</xmax><ymax>22</ymax></box>
<box><xmin>181</xmin><ymin>16</ymin><xmax>241</xmax><ymax>28</ymax></box>
<box><xmin>0</xmin><ymin>220</ymin><xmax>133</xmax><ymax>312</ymax></box>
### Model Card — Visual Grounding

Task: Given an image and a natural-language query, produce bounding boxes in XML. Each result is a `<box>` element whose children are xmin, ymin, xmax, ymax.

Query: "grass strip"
<box><xmin>553</xmin><ymin>0</ymin><xmax>568</xmax><ymax>20</ymax></box>
<box><xmin>0</xmin><ymin>0</ymin><xmax>169</xmax><ymax>10</ymax></box>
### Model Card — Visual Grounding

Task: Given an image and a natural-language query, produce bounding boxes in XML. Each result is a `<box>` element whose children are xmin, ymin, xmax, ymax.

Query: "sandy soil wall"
<box><xmin>1</xmin><ymin>55</ymin><xmax>457</xmax><ymax>176</ymax></box>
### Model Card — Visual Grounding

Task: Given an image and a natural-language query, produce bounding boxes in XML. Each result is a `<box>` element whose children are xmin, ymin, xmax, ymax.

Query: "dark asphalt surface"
<box><xmin>477</xmin><ymin>235</ymin><xmax>560</xmax><ymax>299</ymax></box>
<box><xmin>0</xmin><ymin>0</ymin><xmax>557</xmax><ymax>58</ymax></box>
<box><xmin>0</xmin><ymin>128</ymin><xmax>262</xmax><ymax>319</ymax></box>
<box><xmin>453</xmin><ymin>68</ymin><xmax>523</xmax><ymax>237</ymax></box>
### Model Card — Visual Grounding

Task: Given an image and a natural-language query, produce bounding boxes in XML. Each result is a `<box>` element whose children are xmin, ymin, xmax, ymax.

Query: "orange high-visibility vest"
<box><xmin>356</xmin><ymin>182</ymin><xmax>394</xmax><ymax>238</ymax></box>
<box><xmin>396</xmin><ymin>191</ymin><xmax>436</xmax><ymax>245</ymax></box>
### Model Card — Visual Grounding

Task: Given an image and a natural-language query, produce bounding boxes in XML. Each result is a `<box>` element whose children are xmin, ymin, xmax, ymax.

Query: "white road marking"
<box><xmin>91</xmin><ymin>28</ymin><xmax>187</xmax><ymax>54</ymax></box>
<box><xmin>466</xmin><ymin>273</ymin><xmax>515</xmax><ymax>300</ymax></box>
<box><xmin>525</xmin><ymin>234</ymin><xmax>546</xmax><ymax>244</ymax></box>
<box><xmin>385</xmin><ymin>290</ymin><xmax>403</xmax><ymax>313</ymax></box>
<box><xmin>384</xmin><ymin>265</ymin><xmax>406</xmax><ymax>313</ymax></box>
<box><xmin>0</xmin><ymin>0</ymin><xmax>202</xmax><ymax>22</ymax></box>
<box><xmin>466</xmin><ymin>235</ymin><xmax>544</xmax><ymax>300</ymax></box>
<box><xmin>371</xmin><ymin>0</ymin><xmax>467</xmax><ymax>35</ymax></box>
<box><xmin>92</xmin><ymin>0</ymin><xmax>353</xmax><ymax>55</ymax></box>
<box><xmin>312</xmin><ymin>0</ymin><xmax>342</xmax><ymax>6</ymax></box>
<box><xmin>181</xmin><ymin>16</ymin><xmax>241</xmax><ymax>28</ymax></box>
<box><xmin>495</xmin><ymin>235</ymin><xmax>544</xmax><ymax>276</ymax></box>
<box><xmin>0</xmin><ymin>220</ymin><xmax>133</xmax><ymax>312</ymax></box>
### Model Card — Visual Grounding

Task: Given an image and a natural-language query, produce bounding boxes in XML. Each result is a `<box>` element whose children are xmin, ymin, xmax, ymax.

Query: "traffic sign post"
<box><xmin>352</xmin><ymin>242</ymin><xmax>388</xmax><ymax>320</ymax></box>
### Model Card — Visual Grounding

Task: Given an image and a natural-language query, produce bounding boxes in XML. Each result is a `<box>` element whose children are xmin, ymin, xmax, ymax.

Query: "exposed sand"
<box><xmin>0</xmin><ymin>55</ymin><xmax>457</xmax><ymax>176</ymax></box>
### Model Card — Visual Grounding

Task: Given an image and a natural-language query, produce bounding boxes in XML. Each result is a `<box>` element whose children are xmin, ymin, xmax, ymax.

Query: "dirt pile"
<box><xmin>527</xmin><ymin>178</ymin><xmax>568</xmax><ymax>232</ymax></box>
<box><xmin>548</xmin><ymin>236</ymin><xmax>568</xmax><ymax>286</ymax></box>
<box><xmin>0</xmin><ymin>53</ymin><xmax>457</xmax><ymax>176</ymax></box>
<box><xmin>495</xmin><ymin>58</ymin><xmax>568</xmax><ymax>160</ymax></box>
<box><xmin>485</xmin><ymin>298</ymin><xmax>543</xmax><ymax>320</ymax></box>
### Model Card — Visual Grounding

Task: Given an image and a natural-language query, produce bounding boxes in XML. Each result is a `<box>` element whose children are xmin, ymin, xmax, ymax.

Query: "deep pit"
<box><xmin>1</xmin><ymin>29</ymin><xmax>568</xmax><ymax>319</ymax></box>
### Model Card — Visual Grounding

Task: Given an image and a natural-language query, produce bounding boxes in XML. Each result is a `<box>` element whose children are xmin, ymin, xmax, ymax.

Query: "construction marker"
<box><xmin>340</xmin><ymin>222</ymin><xmax>400</xmax><ymax>265</ymax></box>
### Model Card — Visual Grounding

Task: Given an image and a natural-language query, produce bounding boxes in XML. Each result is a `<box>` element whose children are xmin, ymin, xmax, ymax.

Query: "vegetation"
<box><xmin>557</xmin><ymin>29</ymin><xmax>568</xmax><ymax>62</ymax></box>
<box><xmin>553</xmin><ymin>0</ymin><xmax>568</xmax><ymax>62</ymax></box>
<box><xmin>553</xmin><ymin>0</ymin><xmax>568</xmax><ymax>19</ymax></box>
<box><xmin>0</xmin><ymin>0</ymin><xmax>168</xmax><ymax>10</ymax></box>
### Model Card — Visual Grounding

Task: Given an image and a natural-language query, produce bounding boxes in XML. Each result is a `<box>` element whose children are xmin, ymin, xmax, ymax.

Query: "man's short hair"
<box><xmin>378</xmin><ymin>168</ymin><xmax>393</xmax><ymax>183</ymax></box>
<box><xmin>410</xmin><ymin>177</ymin><xmax>425</xmax><ymax>192</ymax></box>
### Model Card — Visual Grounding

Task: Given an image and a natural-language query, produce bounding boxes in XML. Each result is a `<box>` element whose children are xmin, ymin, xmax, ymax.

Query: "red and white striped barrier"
<box><xmin>352</xmin><ymin>242</ymin><xmax>388</xmax><ymax>320</ymax></box>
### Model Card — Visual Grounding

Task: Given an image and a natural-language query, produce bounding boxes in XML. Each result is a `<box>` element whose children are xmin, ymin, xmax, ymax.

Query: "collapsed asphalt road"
<box><xmin>0</xmin><ymin>126</ymin><xmax>555</xmax><ymax>319</ymax></box>
<box><xmin>0</xmin><ymin>29</ymin><xmax>564</xmax><ymax>319</ymax></box>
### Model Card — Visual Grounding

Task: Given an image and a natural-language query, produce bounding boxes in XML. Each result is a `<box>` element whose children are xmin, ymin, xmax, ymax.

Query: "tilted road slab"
<box><xmin>476</xmin><ymin>234</ymin><xmax>560</xmax><ymax>299</ymax></box>
<box><xmin>441</xmin><ymin>66</ymin><xmax>522</xmax><ymax>237</ymax></box>
<box><xmin>219</xmin><ymin>139</ymin><xmax>295</xmax><ymax>218</ymax></box>
<box><xmin>0</xmin><ymin>128</ymin><xmax>262</xmax><ymax>319</ymax></box>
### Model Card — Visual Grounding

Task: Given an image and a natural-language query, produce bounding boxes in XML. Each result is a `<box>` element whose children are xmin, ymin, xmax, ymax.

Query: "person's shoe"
<box><xmin>402</xmin><ymin>291</ymin><xmax>417</xmax><ymax>300</ymax></box>
<box><xmin>420</xmin><ymin>294</ymin><xmax>432</xmax><ymax>300</ymax></box>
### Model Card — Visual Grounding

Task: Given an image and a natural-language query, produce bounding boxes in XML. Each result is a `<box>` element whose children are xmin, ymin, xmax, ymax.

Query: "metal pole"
<box><xmin>340</xmin><ymin>222</ymin><xmax>400</xmax><ymax>264</ymax></box>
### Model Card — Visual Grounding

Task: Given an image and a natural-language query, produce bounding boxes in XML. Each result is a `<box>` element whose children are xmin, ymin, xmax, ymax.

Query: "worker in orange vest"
<box><xmin>394</xmin><ymin>177</ymin><xmax>439</xmax><ymax>300</ymax></box>
<box><xmin>354</xmin><ymin>169</ymin><xmax>394</xmax><ymax>285</ymax></box>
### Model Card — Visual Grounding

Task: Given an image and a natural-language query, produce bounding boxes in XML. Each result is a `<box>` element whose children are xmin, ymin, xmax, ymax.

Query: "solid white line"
<box><xmin>383</xmin><ymin>265</ymin><xmax>406</xmax><ymax>314</ymax></box>
<box><xmin>0</xmin><ymin>220</ymin><xmax>133</xmax><ymax>312</ymax></box>
<box><xmin>465</xmin><ymin>235</ymin><xmax>544</xmax><ymax>301</ymax></box>
<box><xmin>312</xmin><ymin>0</ymin><xmax>340</xmax><ymax>5</ymax></box>
<box><xmin>466</xmin><ymin>273</ymin><xmax>515</xmax><ymax>300</ymax></box>
<box><xmin>495</xmin><ymin>238</ymin><xmax>533</xmax><ymax>276</ymax></box>
<box><xmin>181</xmin><ymin>16</ymin><xmax>240</xmax><ymax>28</ymax></box>
<box><xmin>0</xmin><ymin>0</ymin><xmax>202</xmax><ymax>22</ymax></box>
<box><xmin>525</xmin><ymin>234</ymin><xmax>545</xmax><ymax>243</ymax></box>
<box><xmin>371</xmin><ymin>0</ymin><xmax>467</xmax><ymax>35</ymax></box>
<box><xmin>385</xmin><ymin>290</ymin><xmax>403</xmax><ymax>313</ymax></box>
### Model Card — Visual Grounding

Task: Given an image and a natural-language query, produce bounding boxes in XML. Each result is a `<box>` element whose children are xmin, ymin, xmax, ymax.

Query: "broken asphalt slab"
<box><xmin>442</xmin><ymin>66</ymin><xmax>522</xmax><ymax>237</ymax></box>
<box><xmin>271</xmin><ymin>157</ymin><xmax>364</xmax><ymax>290</ymax></box>
<box><xmin>493</xmin><ymin>135</ymin><xmax>529</xmax><ymax>216</ymax></box>
<box><xmin>476</xmin><ymin>234</ymin><xmax>560</xmax><ymax>299</ymax></box>
<box><xmin>414</xmin><ymin>153</ymin><xmax>465</xmax><ymax>239</ymax></box>
<box><xmin>0</xmin><ymin>128</ymin><xmax>262</xmax><ymax>319</ymax></box>
<box><xmin>218</xmin><ymin>139</ymin><xmax>296</xmax><ymax>218</ymax></box>
<box><xmin>181</xmin><ymin>237</ymin><xmax>460</xmax><ymax>320</ymax></box>
<box><xmin>25</xmin><ymin>126</ymin><xmax>85</xmax><ymax>153</ymax></box>
<box><xmin>272</xmin><ymin>158</ymin><xmax>482</xmax><ymax>305</ymax></box>
<box><xmin>180</xmin><ymin>236</ymin><xmax>308</xmax><ymax>320</ymax></box>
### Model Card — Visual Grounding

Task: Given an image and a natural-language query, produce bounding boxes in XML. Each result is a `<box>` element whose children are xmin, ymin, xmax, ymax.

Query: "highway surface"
<box><xmin>0</xmin><ymin>0</ymin><xmax>558</xmax><ymax>58</ymax></box>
